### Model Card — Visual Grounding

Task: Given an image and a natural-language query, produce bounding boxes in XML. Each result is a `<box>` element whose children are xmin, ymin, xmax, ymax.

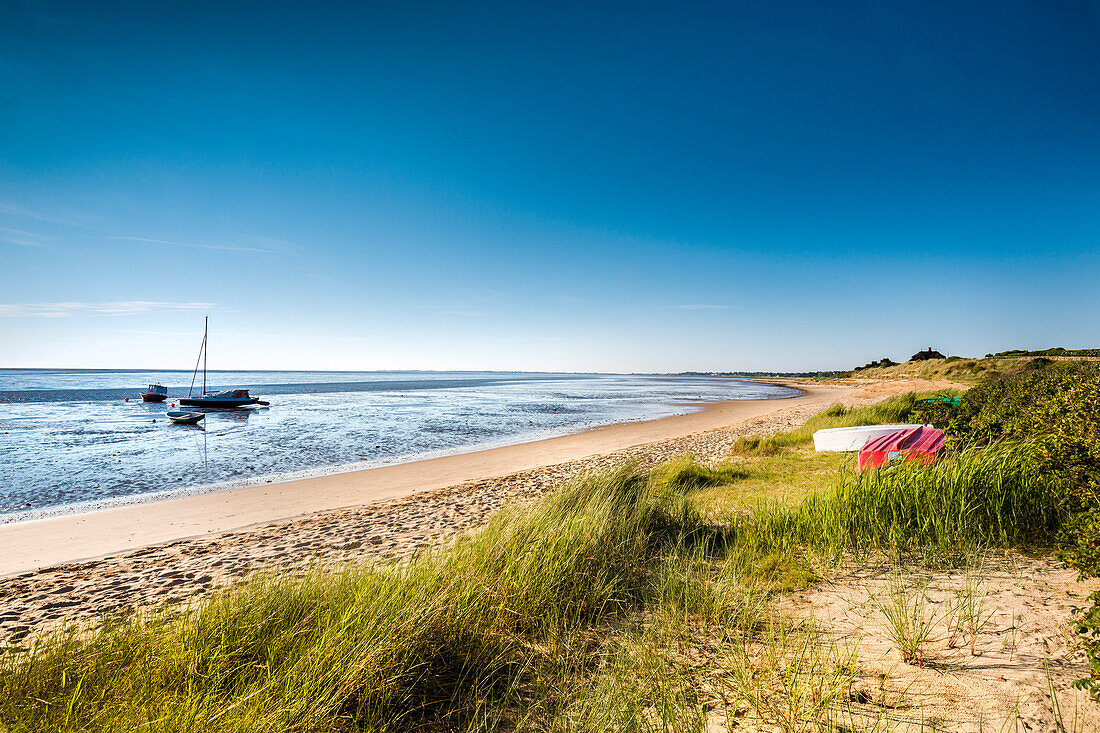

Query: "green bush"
<box><xmin>921</xmin><ymin>361</ymin><xmax>1100</xmax><ymax>696</ymax></box>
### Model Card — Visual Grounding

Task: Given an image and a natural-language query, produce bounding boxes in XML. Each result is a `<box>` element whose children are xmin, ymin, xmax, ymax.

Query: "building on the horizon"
<box><xmin>909</xmin><ymin>347</ymin><xmax>946</xmax><ymax>361</ymax></box>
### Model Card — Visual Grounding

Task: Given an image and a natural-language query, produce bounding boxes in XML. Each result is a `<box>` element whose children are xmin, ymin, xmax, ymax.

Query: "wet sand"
<box><xmin>0</xmin><ymin>384</ymin><xmax>837</xmax><ymax>577</ymax></box>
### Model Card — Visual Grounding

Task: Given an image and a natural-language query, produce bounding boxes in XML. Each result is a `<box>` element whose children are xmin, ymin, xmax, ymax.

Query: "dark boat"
<box><xmin>139</xmin><ymin>383</ymin><xmax>169</xmax><ymax>402</ymax></box>
<box><xmin>179</xmin><ymin>389</ymin><xmax>262</xmax><ymax>408</ymax></box>
<box><xmin>179</xmin><ymin>317</ymin><xmax>269</xmax><ymax>409</ymax></box>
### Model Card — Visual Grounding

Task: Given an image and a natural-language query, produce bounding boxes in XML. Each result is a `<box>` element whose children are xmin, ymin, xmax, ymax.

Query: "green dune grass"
<box><xmin>0</xmin><ymin>428</ymin><xmax>1063</xmax><ymax>732</ymax></box>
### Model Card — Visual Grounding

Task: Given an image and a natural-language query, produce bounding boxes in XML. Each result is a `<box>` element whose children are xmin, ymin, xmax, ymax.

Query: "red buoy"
<box><xmin>125</xmin><ymin>397</ymin><xmax>129</xmax><ymax>402</ymax></box>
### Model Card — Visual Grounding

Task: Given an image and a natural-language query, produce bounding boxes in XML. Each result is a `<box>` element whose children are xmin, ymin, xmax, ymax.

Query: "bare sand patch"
<box><xmin>771</xmin><ymin>555</ymin><xmax>1100</xmax><ymax>732</ymax></box>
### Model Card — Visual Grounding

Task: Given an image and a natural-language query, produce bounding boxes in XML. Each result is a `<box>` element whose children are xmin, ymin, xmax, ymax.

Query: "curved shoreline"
<box><xmin>0</xmin><ymin>385</ymin><xmax>824</xmax><ymax>576</ymax></box>
<box><xmin>1</xmin><ymin>382</ymin><xmax>803</xmax><ymax>526</ymax></box>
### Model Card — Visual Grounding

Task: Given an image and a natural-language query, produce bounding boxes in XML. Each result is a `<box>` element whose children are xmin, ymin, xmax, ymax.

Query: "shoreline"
<box><xmin>0</xmin><ymin>383</ymin><xmax>803</xmax><ymax>526</ymax></box>
<box><xmin>0</xmin><ymin>385</ymin><xmax>818</xmax><ymax>577</ymax></box>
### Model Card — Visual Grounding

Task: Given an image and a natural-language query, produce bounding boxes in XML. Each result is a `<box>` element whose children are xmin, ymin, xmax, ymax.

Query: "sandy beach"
<box><xmin>0</xmin><ymin>378</ymin><xmax>969</xmax><ymax>645</ymax></box>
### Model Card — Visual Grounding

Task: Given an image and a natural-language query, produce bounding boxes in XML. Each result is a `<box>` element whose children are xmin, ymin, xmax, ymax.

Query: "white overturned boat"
<box><xmin>812</xmin><ymin>424</ymin><xmax>929</xmax><ymax>452</ymax></box>
<box><xmin>166</xmin><ymin>410</ymin><xmax>205</xmax><ymax>425</ymax></box>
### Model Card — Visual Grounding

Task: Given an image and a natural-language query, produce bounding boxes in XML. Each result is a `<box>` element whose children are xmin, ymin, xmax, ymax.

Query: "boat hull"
<box><xmin>178</xmin><ymin>397</ymin><xmax>259</xmax><ymax>408</ymax></box>
<box><xmin>858</xmin><ymin>425</ymin><xmax>945</xmax><ymax>472</ymax></box>
<box><xmin>812</xmin><ymin>424</ymin><xmax>929</xmax><ymax>452</ymax></box>
<box><xmin>166</xmin><ymin>411</ymin><xmax>205</xmax><ymax>425</ymax></box>
<box><xmin>140</xmin><ymin>393</ymin><xmax>168</xmax><ymax>402</ymax></box>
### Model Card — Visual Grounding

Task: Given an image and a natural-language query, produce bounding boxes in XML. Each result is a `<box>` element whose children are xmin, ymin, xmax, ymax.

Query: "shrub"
<box><xmin>924</xmin><ymin>361</ymin><xmax>1100</xmax><ymax>696</ymax></box>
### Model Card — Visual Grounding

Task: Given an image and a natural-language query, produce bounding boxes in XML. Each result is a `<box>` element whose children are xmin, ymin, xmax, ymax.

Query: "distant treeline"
<box><xmin>851</xmin><ymin>358</ymin><xmax>898</xmax><ymax>371</ymax></box>
<box><xmin>670</xmin><ymin>371</ymin><xmax>843</xmax><ymax>378</ymax></box>
<box><xmin>990</xmin><ymin>347</ymin><xmax>1100</xmax><ymax>358</ymax></box>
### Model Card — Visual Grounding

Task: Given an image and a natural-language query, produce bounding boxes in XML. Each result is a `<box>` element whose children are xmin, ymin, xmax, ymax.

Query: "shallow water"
<box><xmin>0</xmin><ymin>369</ymin><xmax>798</xmax><ymax>520</ymax></box>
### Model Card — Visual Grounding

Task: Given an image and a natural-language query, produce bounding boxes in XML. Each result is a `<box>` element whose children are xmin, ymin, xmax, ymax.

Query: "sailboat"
<box><xmin>178</xmin><ymin>317</ymin><xmax>270</xmax><ymax>408</ymax></box>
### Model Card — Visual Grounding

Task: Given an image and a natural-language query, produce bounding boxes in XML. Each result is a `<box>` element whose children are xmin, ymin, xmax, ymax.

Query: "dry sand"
<box><xmin>774</xmin><ymin>556</ymin><xmax>1100</xmax><ymax>732</ymax></box>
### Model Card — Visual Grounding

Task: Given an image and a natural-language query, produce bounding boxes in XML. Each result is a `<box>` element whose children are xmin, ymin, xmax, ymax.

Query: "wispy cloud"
<box><xmin>0</xmin><ymin>235</ymin><xmax>48</xmax><ymax>248</ymax></box>
<box><xmin>0</xmin><ymin>226</ymin><xmax>51</xmax><ymax>248</ymax></box>
<box><xmin>102</xmin><ymin>235</ymin><xmax>274</xmax><ymax>255</ymax></box>
<box><xmin>0</xmin><ymin>301</ymin><xmax>216</xmax><ymax>318</ymax></box>
<box><xmin>672</xmin><ymin>304</ymin><xmax>730</xmax><ymax>310</ymax></box>
<box><xmin>0</xmin><ymin>200</ymin><xmax>72</xmax><ymax>225</ymax></box>
<box><xmin>121</xmin><ymin>328</ymin><xmax>382</xmax><ymax>341</ymax></box>
<box><xmin>1</xmin><ymin>199</ymin><xmax>297</xmax><ymax>256</ymax></box>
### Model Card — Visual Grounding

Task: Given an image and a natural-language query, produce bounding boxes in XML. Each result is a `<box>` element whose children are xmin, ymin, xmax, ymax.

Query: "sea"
<box><xmin>0</xmin><ymin>369</ymin><xmax>799</xmax><ymax>522</ymax></box>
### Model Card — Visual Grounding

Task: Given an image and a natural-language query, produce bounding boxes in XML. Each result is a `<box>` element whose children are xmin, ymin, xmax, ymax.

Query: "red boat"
<box><xmin>858</xmin><ymin>425</ymin><xmax>945</xmax><ymax>472</ymax></box>
<box><xmin>139</xmin><ymin>384</ymin><xmax>169</xmax><ymax>402</ymax></box>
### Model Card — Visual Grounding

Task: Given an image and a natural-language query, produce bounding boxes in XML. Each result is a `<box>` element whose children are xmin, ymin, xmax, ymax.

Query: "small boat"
<box><xmin>858</xmin><ymin>425</ymin><xmax>945</xmax><ymax>472</ymax></box>
<box><xmin>178</xmin><ymin>316</ymin><xmax>269</xmax><ymax>409</ymax></box>
<box><xmin>166</xmin><ymin>410</ymin><xmax>205</xmax><ymax>425</ymax></box>
<box><xmin>139</xmin><ymin>384</ymin><xmax>169</xmax><ymax>402</ymax></box>
<box><xmin>812</xmin><ymin>424</ymin><xmax>929</xmax><ymax>452</ymax></box>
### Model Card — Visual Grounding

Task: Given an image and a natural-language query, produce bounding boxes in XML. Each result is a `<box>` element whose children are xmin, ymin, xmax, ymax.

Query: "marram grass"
<box><xmin>0</xmin><ymin>463</ymin><xmax>725</xmax><ymax>732</ymax></box>
<box><xmin>733</xmin><ymin>442</ymin><xmax>1063</xmax><ymax>555</ymax></box>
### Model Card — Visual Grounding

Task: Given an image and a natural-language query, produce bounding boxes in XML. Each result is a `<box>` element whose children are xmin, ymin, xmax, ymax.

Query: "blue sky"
<box><xmin>2</xmin><ymin>0</ymin><xmax>1098</xmax><ymax>372</ymax></box>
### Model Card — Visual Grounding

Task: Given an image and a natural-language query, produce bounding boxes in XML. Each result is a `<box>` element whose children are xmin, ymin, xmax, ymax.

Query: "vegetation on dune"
<box><xmin>734</xmin><ymin>444</ymin><xmax>1061</xmax><ymax>557</ymax></box>
<box><xmin>730</xmin><ymin>392</ymin><xmax>954</xmax><ymax>456</ymax></box>
<box><xmin>843</xmin><ymin>356</ymin><xmax>997</xmax><ymax>382</ymax></box>
<box><xmin>922</xmin><ymin>360</ymin><xmax>1100</xmax><ymax>697</ymax></box>
<box><xmin>991</xmin><ymin>347</ymin><xmax>1100</xmax><ymax>359</ymax></box>
<box><xmin>842</xmin><ymin>348</ymin><xmax>1098</xmax><ymax>384</ymax></box>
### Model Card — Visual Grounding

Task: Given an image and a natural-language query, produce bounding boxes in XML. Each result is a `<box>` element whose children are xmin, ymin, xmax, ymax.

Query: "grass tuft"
<box><xmin>878</xmin><ymin>574</ymin><xmax>936</xmax><ymax>666</ymax></box>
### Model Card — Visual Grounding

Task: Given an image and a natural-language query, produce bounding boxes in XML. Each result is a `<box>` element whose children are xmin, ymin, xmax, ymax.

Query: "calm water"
<box><xmin>0</xmin><ymin>370</ymin><xmax>798</xmax><ymax>521</ymax></box>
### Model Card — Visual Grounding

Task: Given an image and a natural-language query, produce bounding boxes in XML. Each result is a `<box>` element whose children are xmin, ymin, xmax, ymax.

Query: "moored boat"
<box><xmin>812</xmin><ymin>424</ymin><xmax>928</xmax><ymax>452</ymax></box>
<box><xmin>179</xmin><ymin>389</ymin><xmax>263</xmax><ymax>408</ymax></box>
<box><xmin>166</xmin><ymin>410</ymin><xmax>205</xmax><ymax>425</ymax></box>
<box><xmin>140</xmin><ymin>384</ymin><xmax>169</xmax><ymax>402</ymax></box>
<box><xmin>180</xmin><ymin>316</ymin><xmax>269</xmax><ymax>409</ymax></box>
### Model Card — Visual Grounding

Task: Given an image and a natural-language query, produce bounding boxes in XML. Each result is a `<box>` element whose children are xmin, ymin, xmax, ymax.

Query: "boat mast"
<box><xmin>187</xmin><ymin>316</ymin><xmax>208</xmax><ymax>397</ymax></box>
